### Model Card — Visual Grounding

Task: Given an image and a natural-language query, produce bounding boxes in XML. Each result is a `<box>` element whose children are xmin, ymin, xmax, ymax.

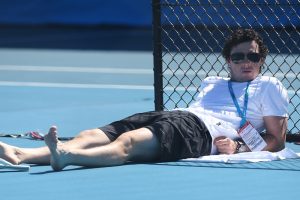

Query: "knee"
<box><xmin>113</xmin><ymin>136</ymin><xmax>133</xmax><ymax>164</ymax></box>
<box><xmin>77</xmin><ymin>129</ymin><xmax>100</xmax><ymax>138</ymax></box>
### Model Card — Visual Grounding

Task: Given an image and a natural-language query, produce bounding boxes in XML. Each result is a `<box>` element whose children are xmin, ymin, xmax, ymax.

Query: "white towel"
<box><xmin>0</xmin><ymin>158</ymin><xmax>30</xmax><ymax>171</ymax></box>
<box><xmin>181</xmin><ymin>148</ymin><xmax>300</xmax><ymax>163</ymax></box>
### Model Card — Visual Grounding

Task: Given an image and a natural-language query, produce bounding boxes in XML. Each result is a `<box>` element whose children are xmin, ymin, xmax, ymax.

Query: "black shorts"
<box><xmin>99</xmin><ymin>110</ymin><xmax>212</xmax><ymax>161</ymax></box>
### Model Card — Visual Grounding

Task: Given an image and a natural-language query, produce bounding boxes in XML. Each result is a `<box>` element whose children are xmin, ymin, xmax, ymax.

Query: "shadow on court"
<box><xmin>153</xmin><ymin>157</ymin><xmax>300</xmax><ymax>171</ymax></box>
<box><xmin>22</xmin><ymin>156</ymin><xmax>300</xmax><ymax>174</ymax></box>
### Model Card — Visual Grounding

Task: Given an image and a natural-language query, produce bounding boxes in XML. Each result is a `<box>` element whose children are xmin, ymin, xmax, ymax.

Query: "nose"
<box><xmin>240</xmin><ymin>61</ymin><xmax>252</xmax><ymax>70</ymax></box>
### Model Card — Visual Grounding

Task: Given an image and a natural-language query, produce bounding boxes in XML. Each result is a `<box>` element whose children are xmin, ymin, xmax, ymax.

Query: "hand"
<box><xmin>213</xmin><ymin>136</ymin><xmax>237</xmax><ymax>154</ymax></box>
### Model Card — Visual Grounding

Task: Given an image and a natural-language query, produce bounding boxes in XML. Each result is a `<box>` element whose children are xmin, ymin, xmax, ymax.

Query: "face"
<box><xmin>227</xmin><ymin>40</ymin><xmax>264</xmax><ymax>82</ymax></box>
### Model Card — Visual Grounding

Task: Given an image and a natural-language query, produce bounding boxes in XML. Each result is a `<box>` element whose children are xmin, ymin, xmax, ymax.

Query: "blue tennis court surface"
<box><xmin>1</xmin><ymin>47</ymin><xmax>300</xmax><ymax>200</ymax></box>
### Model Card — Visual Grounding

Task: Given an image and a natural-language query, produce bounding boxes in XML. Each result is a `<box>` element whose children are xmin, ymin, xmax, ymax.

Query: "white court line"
<box><xmin>0</xmin><ymin>81</ymin><xmax>199</xmax><ymax>91</ymax></box>
<box><xmin>0</xmin><ymin>81</ymin><xmax>190</xmax><ymax>91</ymax></box>
<box><xmin>0</xmin><ymin>81</ymin><xmax>298</xmax><ymax>94</ymax></box>
<box><xmin>0</xmin><ymin>81</ymin><xmax>154</xmax><ymax>90</ymax></box>
<box><xmin>0</xmin><ymin>64</ymin><xmax>297</xmax><ymax>78</ymax></box>
<box><xmin>0</xmin><ymin>65</ymin><xmax>298</xmax><ymax>92</ymax></box>
<box><xmin>0</xmin><ymin>65</ymin><xmax>153</xmax><ymax>74</ymax></box>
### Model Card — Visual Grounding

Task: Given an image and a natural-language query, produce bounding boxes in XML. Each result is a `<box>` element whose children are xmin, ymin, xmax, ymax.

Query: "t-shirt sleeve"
<box><xmin>261</xmin><ymin>78</ymin><xmax>289</xmax><ymax>117</ymax></box>
<box><xmin>189</xmin><ymin>78</ymin><xmax>210</xmax><ymax>107</ymax></box>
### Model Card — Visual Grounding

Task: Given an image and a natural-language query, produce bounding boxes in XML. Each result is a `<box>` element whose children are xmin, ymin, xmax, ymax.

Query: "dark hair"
<box><xmin>221</xmin><ymin>28</ymin><xmax>269</xmax><ymax>61</ymax></box>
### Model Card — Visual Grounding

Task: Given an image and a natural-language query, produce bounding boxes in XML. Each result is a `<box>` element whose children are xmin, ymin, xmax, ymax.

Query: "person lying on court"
<box><xmin>0</xmin><ymin>28</ymin><xmax>289</xmax><ymax>171</ymax></box>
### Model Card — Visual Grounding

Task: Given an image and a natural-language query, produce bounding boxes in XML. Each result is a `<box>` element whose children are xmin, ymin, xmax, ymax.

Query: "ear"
<box><xmin>259</xmin><ymin>58</ymin><xmax>265</xmax><ymax>68</ymax></box>
<box><xmin>226</xmin><ymin>58</ymin><xmax>231</xmax><ymax>64</ymax></box>
<box><xmin>227</xmin><ymin>64</ymin><xmax>232</xmax><ymax>73</ymax></box>
<box><xmin>226</xmin><ymin>58</ymin><xmax>231</xmax><ymax>68</ymax></box>
<box><xmin>259</xmin><ymin>59</ymin><xmax>265</xmax><ymax>73</ymax></box>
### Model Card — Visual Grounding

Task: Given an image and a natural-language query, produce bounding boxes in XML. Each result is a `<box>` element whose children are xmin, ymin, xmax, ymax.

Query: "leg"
<box><xmin>0</xmin><ymin>142</ymin><xmax>50</xmax><ymax>165</ymax></box>
<box><xmin>44</xmin><ymin>127</ymin><xmax>160</xmax><ymax>171</ymax></box>
<box><xmin>0</xmin><ymin>126</ymin><xmax>111</xmax><ymax>165</ymax></box>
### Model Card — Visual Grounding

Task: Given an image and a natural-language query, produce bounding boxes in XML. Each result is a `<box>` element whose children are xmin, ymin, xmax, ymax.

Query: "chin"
<box><xmin>243</xmin><ymin>73</ymin><xmax>258</xmax><ymax>79</ymax></box>
<box><xmin>231</xmin><ymin>73</ymin><xmax>259</xmax><ymax>82</ymax></box>
<box><xmin>235</xmin><ymin>76</ymin><xmax>255</xmax><ymax>82</ymax></box>
<box><xmin>244</xmin><ymin>76</ymin><xmax>257</xmax><ymax>82</ymax></box>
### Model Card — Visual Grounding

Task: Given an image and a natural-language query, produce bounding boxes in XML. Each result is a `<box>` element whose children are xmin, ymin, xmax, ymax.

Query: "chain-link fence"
<box><xmin>152</xmin><ymin>0</ymin><xmax>300</xmax><ymax>134</ymax></box>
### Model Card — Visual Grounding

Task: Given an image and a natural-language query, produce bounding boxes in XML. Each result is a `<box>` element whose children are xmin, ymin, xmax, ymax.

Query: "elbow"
<box><xmin>277</xmin><ymin>141</ymin><xmax>285</xmax><ymax>151</ymax></box>
<box><xmin>271</xmin><ymin>144</ymin><xmax>285</xmax><ymax>152</ymax></box>
<box><xmin>267</xmin><ymin>139</ymin><xmax>285</xmax><ymax>152</ymax></box>
<box><xmin>263</xmin><ymin>134</ymin><xmax>285</xmax><ymax>152</ymax></box>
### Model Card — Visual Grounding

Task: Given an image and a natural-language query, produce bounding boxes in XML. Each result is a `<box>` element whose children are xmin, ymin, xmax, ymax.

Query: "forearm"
<box><xmin>261</xmin><ymin>116</ymin><xmax>287</xmax><ymax>152</ymax></box>
<box><xmin>235</xmin><ymin>134</ymin><xmax>285</xmax><ymax>153</ymax></box>
<box><xmin>215</xmin><ymin>133</ymin><xmax>285</xmax><ymax>154</ymax></box>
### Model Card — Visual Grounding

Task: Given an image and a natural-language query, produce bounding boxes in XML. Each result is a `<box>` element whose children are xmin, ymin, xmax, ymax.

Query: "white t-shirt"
<box><xmin>177</xmin><ymin>76</ymin><xmax>289</xmax><ymax>154</ymax></box>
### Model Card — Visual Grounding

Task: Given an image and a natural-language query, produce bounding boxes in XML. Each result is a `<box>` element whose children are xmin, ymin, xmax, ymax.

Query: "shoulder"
<box><xmin>255</xmin><ymin>76</ymin><xmax>289</xmax><ymax>117</ymax></box>
<box><xmin>254</xmin><ymin>76</ymin><xmax>283</xmax><ymax>86</ymax></box>
<box><xmin>252</xmin><ymin>76</ymin><xmax>287</xmax><ymax>92</ymax></box>
<box><xmin>255</xmin><ymin>76</ymin><xmax>289</xmax><ymax>101</ymax></box>
<box><xmin>203</xmin><ymin>76</ymin><xmax>229</xmax><ymax>84</ymax></box>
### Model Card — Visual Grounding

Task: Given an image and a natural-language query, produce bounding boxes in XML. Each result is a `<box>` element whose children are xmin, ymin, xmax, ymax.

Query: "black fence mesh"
<box><xmin>152</xmin><ymin>0</ymin><xmax>300</xmax><ymax>133</ymax></box>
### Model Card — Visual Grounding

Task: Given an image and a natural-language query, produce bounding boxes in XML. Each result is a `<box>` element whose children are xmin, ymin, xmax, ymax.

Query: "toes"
<box><xmin>45</xmin><ymin>126</ymin><xmax>60</xmax><ymax>144</ymax></box>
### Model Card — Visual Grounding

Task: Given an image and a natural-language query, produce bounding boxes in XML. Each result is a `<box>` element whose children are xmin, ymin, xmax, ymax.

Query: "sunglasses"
<box><xmin>230</xmin><ymin>52</ymin><xmax>262</xmax><ymax>64</ymax></box>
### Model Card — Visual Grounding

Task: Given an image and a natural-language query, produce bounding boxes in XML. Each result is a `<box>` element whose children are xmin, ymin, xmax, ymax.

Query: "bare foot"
<box><xmin>44</xmin><ymin>126</ymin><xmax>68</xmax><ymax>171</ymax></box>
<box><xmin>0</xmin><ymin>142</ymin><xmax>21</xmax><ymax>164</ymax></box>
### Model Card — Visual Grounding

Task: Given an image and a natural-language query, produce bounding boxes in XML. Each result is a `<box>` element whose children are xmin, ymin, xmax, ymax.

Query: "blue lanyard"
<box><xmin>228</xmin><ymin>81</ymin><xmax>251</xmax><ymax>127</ymax></box>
